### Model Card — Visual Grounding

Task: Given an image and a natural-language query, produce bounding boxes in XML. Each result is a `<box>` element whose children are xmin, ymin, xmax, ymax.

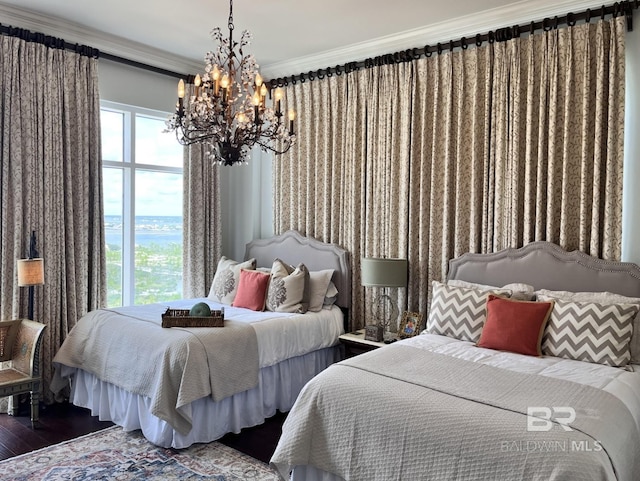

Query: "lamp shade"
<box><xmin>17</xmin><ymin>258</ymin><xmax>45</xmax><ymax>286</ymax></box>
<box><xmin>361</xmin><ymin>258</ymin><xmax>408</xmax><ymax>288</ymax></box>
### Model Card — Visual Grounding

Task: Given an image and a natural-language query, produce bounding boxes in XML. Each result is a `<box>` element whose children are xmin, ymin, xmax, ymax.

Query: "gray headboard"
<box><xmin>244</xmin><ymin>230</ymin><xmax>351</xmax><ymax>309</ymax></box>
<box><xmin>447</xmin><ymin>241</ymin><xmax>640</xmax><ymax>298</ymax></box>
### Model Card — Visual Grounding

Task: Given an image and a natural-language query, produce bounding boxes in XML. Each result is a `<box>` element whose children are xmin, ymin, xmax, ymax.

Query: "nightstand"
<box><xmin>339</xmin><ymin>329</ymin><xmax>386</xmax><ymax>358</ymax></box>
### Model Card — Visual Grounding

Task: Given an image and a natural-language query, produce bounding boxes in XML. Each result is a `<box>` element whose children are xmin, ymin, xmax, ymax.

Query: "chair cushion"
<box><xmin>0</xmin><ymin>367</ymin><xmax>30</xmax><ymax>385</ymax></box>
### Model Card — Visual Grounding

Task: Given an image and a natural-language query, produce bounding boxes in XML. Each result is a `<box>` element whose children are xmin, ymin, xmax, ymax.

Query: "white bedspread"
<box><xmin>405</xmin><ymin>333</ymin><xmax>640</xmax><ymax>432</ymax></box>
<box><xmin>111</xmin><ymin>299</ymin><xmax>344</xmax><ymax>367</ymax></box>
<box><xmin>273</xmin><ymin>332</ymin><xmax>640</xmax><ymax>481</ymax></box>
<box><xmin>52</xmin><ymin>299</ymin><xmax>343</xmax><ymax>434</ymax></box>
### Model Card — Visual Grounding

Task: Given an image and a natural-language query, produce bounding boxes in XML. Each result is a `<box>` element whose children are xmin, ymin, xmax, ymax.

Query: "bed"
<box><xmin>271</xmin><ymin>242</ymin><xmax>640</xmax><ymax>481</ymax></box>
<box><xmin>51</xmin><ymin>230</ymin><xmax>350</xmax><ymax>449</ymax></box>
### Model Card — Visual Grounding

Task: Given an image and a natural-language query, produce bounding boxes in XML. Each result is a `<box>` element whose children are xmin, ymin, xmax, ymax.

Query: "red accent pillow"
<box><xmin>477</xmin><ymin>295</ymin><xmax>554</xmax><ymax>356</ymax></box>
<box><xmin>232</xmin><ymin>269</ymin><xmax>271</xmax><ymax>311</ymax></box>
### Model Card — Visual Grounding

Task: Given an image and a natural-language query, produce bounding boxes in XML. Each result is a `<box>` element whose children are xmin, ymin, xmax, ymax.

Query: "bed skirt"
<box><xmin>291</xmin><ymin>466</ymin><xmax>345</xmax><ymax>481</ymax></box>
<box><xmin>68</xmin><ymin>345</ymin><xmax>341</xmax><ymax>448</ymax></box>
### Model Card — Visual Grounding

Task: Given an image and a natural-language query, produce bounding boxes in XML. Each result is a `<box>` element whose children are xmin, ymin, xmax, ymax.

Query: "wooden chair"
<box><xmin>0</xmin><ymin>319</ymin><xmax>46</xmax><ymax>426</ymax></box>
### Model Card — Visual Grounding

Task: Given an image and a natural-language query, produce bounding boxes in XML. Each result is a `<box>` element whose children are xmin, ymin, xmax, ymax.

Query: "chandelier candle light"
<box><xmin>165</xmin><ymin>0</ymin><xmax>296</xmax><ymax>166</ymax></box>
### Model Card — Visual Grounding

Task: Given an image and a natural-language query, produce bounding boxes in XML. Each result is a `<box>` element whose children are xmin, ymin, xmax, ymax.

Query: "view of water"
<box><xmin>105</xmin><ymin>215</ymin><xmax>182</xmax><ymax>246</ymax></box>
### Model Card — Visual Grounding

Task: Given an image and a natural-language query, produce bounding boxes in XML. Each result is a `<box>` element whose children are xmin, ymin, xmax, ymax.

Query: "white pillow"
<box><xmin>323</xmin><ymin>281</ymin><xmax>339</xmax><ymax>309</ymax></box>
<box><xmin>535</xmin><ymin>289</ymin><xmax>640</xmax><ymax>304</ymax></box>
<box><xmin>208</xmin><ymin>257</ymin><xmax>257</xmax><ymax>304</ymax></box>
<box><xmin>503</xmin><ymin>283</ymin><xmax>536</xmax><ymax>297</ymax></box>
<box><xmin>308</xmin><ymin>269</ymin><xmax>335</xmax><ymax>312</ymax></box>
<box><xmin>266</xmin><ymin>259</ymin><xmax>310</xmax><ymax>313</ymax></box>
<box><xmin>448</xmin><ymin>279</ymin><xmax>535</xmax><ymax>301</ymax></box>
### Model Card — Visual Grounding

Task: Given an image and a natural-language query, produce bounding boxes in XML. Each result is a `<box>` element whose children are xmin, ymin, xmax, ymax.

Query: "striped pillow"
<box><xmin>536</xmin><ymin>289</ymin><xmax>640</xmax><ymax>364</ymax></box>
<box><xmin>540</xmin><ymin>298</ymin><xmax>639</xmax><ymax>367</ymax></box>
<box><xmin>427</xmin><ymin>281</ymin><xmax>509</xmax><ymax>343</ymax></box>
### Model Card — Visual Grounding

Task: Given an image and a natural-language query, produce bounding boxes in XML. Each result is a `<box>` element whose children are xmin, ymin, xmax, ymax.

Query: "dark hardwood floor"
<box><xmin>0</xmin><ymin>401</ymin><xmax>113</xmax><ymax>461</ymax></box>
<box><xmin>0</xmin><ymin>400</ymin><xmax>286</xmax><ymax>464</ymax></box>
<box><xmin>219</xmin><ymin>410</ymin><xmax>288</xmax><ymax>463</ymax></box>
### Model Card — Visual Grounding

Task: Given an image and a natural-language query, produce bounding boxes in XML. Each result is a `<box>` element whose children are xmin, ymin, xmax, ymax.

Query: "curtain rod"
<box><xmin>100</xmin><ymin>52</ymin><xmax>185</xmax><ymax>79</ymax></box>
<box><xmin>0</xmin><ymin>24</ymin><xmax>186</xmax><ymax>79</ymax></box>
<box><xmin>267</xmin><ymin>0</ymin><xmax>639</xmax><ymax>89</ymax></box>
<box><xmin>2</xmin><ymin>1</ymin><xmax>637</xmax><ymax>87</ymax></box>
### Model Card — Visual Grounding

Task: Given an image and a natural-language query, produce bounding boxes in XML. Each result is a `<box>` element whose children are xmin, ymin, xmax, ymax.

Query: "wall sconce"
<box><xmin>17</xmin><ymin>231</ymin><xmax>44</xmax><ymax>321</ymax></box>
<box><xmin>361</xmin><ymin>257</ymin><xmax>408</xmax><ymax>339</ymax></box>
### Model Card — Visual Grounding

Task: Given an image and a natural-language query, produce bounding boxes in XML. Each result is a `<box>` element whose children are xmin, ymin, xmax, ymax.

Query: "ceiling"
<box><xmin>0</xmin><ymin>0</ymin><xmax>607</xmax><ymax>78</ymax></box>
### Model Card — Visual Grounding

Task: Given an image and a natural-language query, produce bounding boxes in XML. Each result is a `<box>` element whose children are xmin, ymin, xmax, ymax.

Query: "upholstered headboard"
<box><xmin>447</xmin><ymin>241</ymin><xmax>640</xmax><ymax>298</ymax></box>
<box><xmin>244</xmin><ymin>230</ymin><xmax>351</xmax><ymax>309</ymax></box>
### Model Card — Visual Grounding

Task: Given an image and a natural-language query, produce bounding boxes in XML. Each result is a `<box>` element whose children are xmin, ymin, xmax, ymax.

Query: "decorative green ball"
<box><xmin>190</xmin><ymin>302</ymin><xmax>211</xmax><ymax>317</ymax></box>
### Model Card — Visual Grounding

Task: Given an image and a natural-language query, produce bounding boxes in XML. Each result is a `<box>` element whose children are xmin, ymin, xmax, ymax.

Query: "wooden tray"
<box><xmin>161</xmin><ymin>308</ymin><xmax>224</xmax><ymax>328</ymax></box>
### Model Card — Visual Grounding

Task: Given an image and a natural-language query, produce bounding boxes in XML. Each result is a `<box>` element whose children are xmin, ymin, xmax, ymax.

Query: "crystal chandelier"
<box><xmin>165</xmin><ymin>0</ymin><xmax>296</xmax><ymax>166</ymax></box>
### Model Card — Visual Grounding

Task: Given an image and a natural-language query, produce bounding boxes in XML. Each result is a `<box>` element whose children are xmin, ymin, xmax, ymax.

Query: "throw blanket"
<box><xmin>52</xmin><ymin>304</ymin><xmax>259</xmax><ymax>435</ymax></box>
<box><xmin>271</xmin><ymin>344</ymin><xmax>640</xmax><ymax>481</ymax></box>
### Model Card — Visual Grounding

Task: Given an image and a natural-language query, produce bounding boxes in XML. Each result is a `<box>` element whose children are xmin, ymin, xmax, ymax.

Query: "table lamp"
<box><xmin>361</xmin><ymin>257</ymin><xmax>408</xmax><ymax>340</ymax></box>
<box><xmin>17</xmin><ymin>231</ymin><xmax>45</xmax><ymax>321</ymax></box>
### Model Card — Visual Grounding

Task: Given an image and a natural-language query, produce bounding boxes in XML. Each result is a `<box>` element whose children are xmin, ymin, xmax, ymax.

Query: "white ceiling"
<box><xmin>0</xmin><ymin>0</ymin><xmax>607</xmax><ymax>78</ymax></box>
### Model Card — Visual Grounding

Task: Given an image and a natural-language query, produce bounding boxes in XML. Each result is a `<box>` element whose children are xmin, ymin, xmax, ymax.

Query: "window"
<box><xmin>101</xmin><ymin>101</ymin><xmax>184</xmax><ymax>307</ymax></box>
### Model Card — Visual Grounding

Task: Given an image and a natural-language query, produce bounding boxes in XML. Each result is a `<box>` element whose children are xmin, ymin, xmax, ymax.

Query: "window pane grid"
<box><xmin>101</xmin><ymin>101</ymin><xmax>183</xmax><ymax>307</ymax></box>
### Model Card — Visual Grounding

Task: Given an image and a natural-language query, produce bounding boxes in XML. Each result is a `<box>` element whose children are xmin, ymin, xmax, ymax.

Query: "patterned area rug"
<box><xmin>0</xmin><ymin>426</ymin><xmax>280</xmax><ymax>480</ymax></box>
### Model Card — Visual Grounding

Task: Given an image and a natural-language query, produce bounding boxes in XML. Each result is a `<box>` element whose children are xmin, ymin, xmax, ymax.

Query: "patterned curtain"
<box><xmin>489</xmin><ymin>18</ymin><xmax>625</xmax><ymax>258</ymax></box>
<box><xmin>273</xmin><ymin>73</ymin><xmax>357</xmax><ymax>312</ymax></box>
<box><xmin>361</xmin><ymin>64</ymin><xmax>413</xmax><ymax>330</ymax></box>
<box><xmin>274</xmin><ymin>17</ymin><xmax>626</xmax><ymax>330</ymax></box>
<box><xmin>407</xmin><ymin>44</ymin><xmax>495</xmax><ymax>321</ymax></box>
<box><xmin>182</xmin><ymin>141</ymin><xmax>222</xmax><ymax>297</ymax></box>
<box><xmin>0</xmin><ymin>35</ymin><xmax>105</xmax><ymax>403</ymax></box>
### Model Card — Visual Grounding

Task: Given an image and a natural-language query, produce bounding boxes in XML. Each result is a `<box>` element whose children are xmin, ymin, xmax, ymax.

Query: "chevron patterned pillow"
<box><xmin>541</xmin><ymin>298</ymin><xmax>639</xmax><ymax>367</ymax></box>
<box><xmin>427</xmin><ymin>281</ymin><xmax>509</xmax><ymax>342</ymax></box>
<box><xmin>536</xmin><ymin>289</ymin><xmax>640</xmax><ymax>364</ymax></box>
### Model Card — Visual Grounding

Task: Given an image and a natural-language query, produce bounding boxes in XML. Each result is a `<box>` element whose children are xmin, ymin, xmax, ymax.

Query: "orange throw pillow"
<box><xmin>232</xmin><ymin>269</ymin><xmax>271</xmax><ymax>311</ymax></box>
<box><xmin>478</xmin><ymin>295</ymin><xmax>554</xmax><ymax>356</ymax></box>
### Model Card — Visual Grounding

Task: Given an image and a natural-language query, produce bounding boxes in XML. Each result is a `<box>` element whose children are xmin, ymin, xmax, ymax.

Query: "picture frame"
<box><xmin>398</xmin><ymin>311</ymin><xmax>422</xmax><ymax>338</ymax></box>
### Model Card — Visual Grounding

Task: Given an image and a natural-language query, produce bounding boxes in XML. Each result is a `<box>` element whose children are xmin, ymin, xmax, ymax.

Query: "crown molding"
<box><xmin>0</xmin><ymin>0</ymin><xmax>611</xmax><ymax>80</ymax></box>
<box><xmin>261</xmin><ymin>0</ymin><xmax>609</xmax><ymax>79</ymax></box>
<box><xmin>0</xmin><ymin>3</ymin><xmax>201</xmax><ymax>76</ymax></box>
